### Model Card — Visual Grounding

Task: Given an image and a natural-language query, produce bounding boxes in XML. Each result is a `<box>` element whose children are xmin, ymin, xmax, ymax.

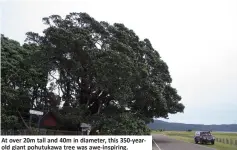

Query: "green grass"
<box><xmin>211</xmin><ymin>132</ymin><xmax>237</xmax><ymax>139</ymax></box>
<box><xmin>152</xmin><ymin>131</ymin><xmax>237</xmax><ymax>150</ymax></box>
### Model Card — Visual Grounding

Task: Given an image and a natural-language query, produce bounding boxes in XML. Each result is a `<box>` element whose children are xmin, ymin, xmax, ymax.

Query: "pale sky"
<box><xmin>1</xmin><ymin>0</ymin><xmax>237</xmax><ymax>125</ymax></box>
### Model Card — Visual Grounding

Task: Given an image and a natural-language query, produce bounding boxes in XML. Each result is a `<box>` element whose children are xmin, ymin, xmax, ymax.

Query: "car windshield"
<box><xmin>201</xmin><ymin>132</ymin><xmax>211</xmax><ymax>136</ymax></box>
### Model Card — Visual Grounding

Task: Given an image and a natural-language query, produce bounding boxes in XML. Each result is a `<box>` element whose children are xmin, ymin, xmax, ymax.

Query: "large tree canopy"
<box><xmin>1</xmin><ymin>12</ymin><xmax>184</xmax><ymax>134</ymax></box>
<box><xmin>1</xmin><ymin>35</ymin><xmax>60</xmax><ymax>130</ymax></box>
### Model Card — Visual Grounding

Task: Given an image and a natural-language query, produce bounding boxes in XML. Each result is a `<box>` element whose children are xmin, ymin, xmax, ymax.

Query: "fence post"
<box><xmin>226</xmin><ymin>139</ymin><xmax>229</xmax><ymax>144</ymax></box>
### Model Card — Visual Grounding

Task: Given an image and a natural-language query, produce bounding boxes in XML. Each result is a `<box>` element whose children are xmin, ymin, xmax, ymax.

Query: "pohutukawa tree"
<box><xmin>3</xmin><ymin>12</ymin><xmax>184</xmax><ymax>134</ymax></box>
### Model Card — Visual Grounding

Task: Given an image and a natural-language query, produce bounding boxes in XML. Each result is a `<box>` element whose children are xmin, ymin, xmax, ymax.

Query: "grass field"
<box><xmin>152</xmin><ymin>130</ymin><xmax>237</xmax><ymax>150</ymax></box>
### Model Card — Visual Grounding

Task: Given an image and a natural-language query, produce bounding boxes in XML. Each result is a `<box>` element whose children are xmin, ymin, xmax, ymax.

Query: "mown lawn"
<box><xmin>152</xmin><ymin>130</ymin><xmax>237</xmax><ymax>150</ymax></box>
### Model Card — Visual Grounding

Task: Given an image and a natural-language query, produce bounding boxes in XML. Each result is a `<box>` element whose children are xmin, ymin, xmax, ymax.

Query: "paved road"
<box><xmin>152</xmin><ymin>134</ymin><xmax>216</xmax><ymax>150</ymax></box>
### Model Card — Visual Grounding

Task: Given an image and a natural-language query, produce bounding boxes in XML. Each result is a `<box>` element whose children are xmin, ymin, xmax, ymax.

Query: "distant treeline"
<box><xmin>148</xmin><ymin>120</ymin><xmax>237</xmax><ymax>132</ymax></box>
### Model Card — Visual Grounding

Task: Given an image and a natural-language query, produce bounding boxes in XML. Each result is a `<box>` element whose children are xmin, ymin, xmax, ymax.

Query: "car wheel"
<box><xmin>200</xmin><ymin>140</ymin><xmax>204</xmax><ymax>144</ymax></box>
<box><xmin>195</xmin><ymin>140</ymin><xmax>198</xmax><ymax>144</ymax></box>
<box><xmin>211</xmin><ymin>141</ymin><xmax>214</xmax><ymax>145</ymax></box>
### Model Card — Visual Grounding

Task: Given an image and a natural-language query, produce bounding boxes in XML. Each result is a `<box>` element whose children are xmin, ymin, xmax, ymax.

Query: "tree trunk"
<box><xmin>17</xmin><ymin>110</ymin><xmax>32</xmax><ymax>134</ymax></box>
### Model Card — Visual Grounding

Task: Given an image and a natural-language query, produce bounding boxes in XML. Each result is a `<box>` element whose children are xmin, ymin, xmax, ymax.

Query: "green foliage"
<box><xmin>98</xmin><ymin>113</ymin><xmax>151</xmax><ymax>135</ymax></box>
<box><xmin>1</xmin><ymin>12</ymin><xmax>184</xmax><ymax>134</ymax></box>
<box><xmin>1</xmin><ymin>107</ymin><xmax>20</xmax><ymax>129</ymax></box>
<box><xmin>1</xmin><ymin>35</ymin><xmax>58</xmax><ymax>129</ymax></box>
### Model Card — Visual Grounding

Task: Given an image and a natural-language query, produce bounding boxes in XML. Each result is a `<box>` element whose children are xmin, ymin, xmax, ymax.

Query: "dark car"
<box><xmin>194</xmin><ymin>131</ymin><xmax>215</xmax><ymax>144</ymax></box>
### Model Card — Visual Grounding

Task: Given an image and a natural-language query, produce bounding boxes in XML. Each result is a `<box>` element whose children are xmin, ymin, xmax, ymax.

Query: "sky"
<box><xmin>1</xmin><ymin>0</ymin><xmax>237</xmax><ymax>125</ymax></box>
